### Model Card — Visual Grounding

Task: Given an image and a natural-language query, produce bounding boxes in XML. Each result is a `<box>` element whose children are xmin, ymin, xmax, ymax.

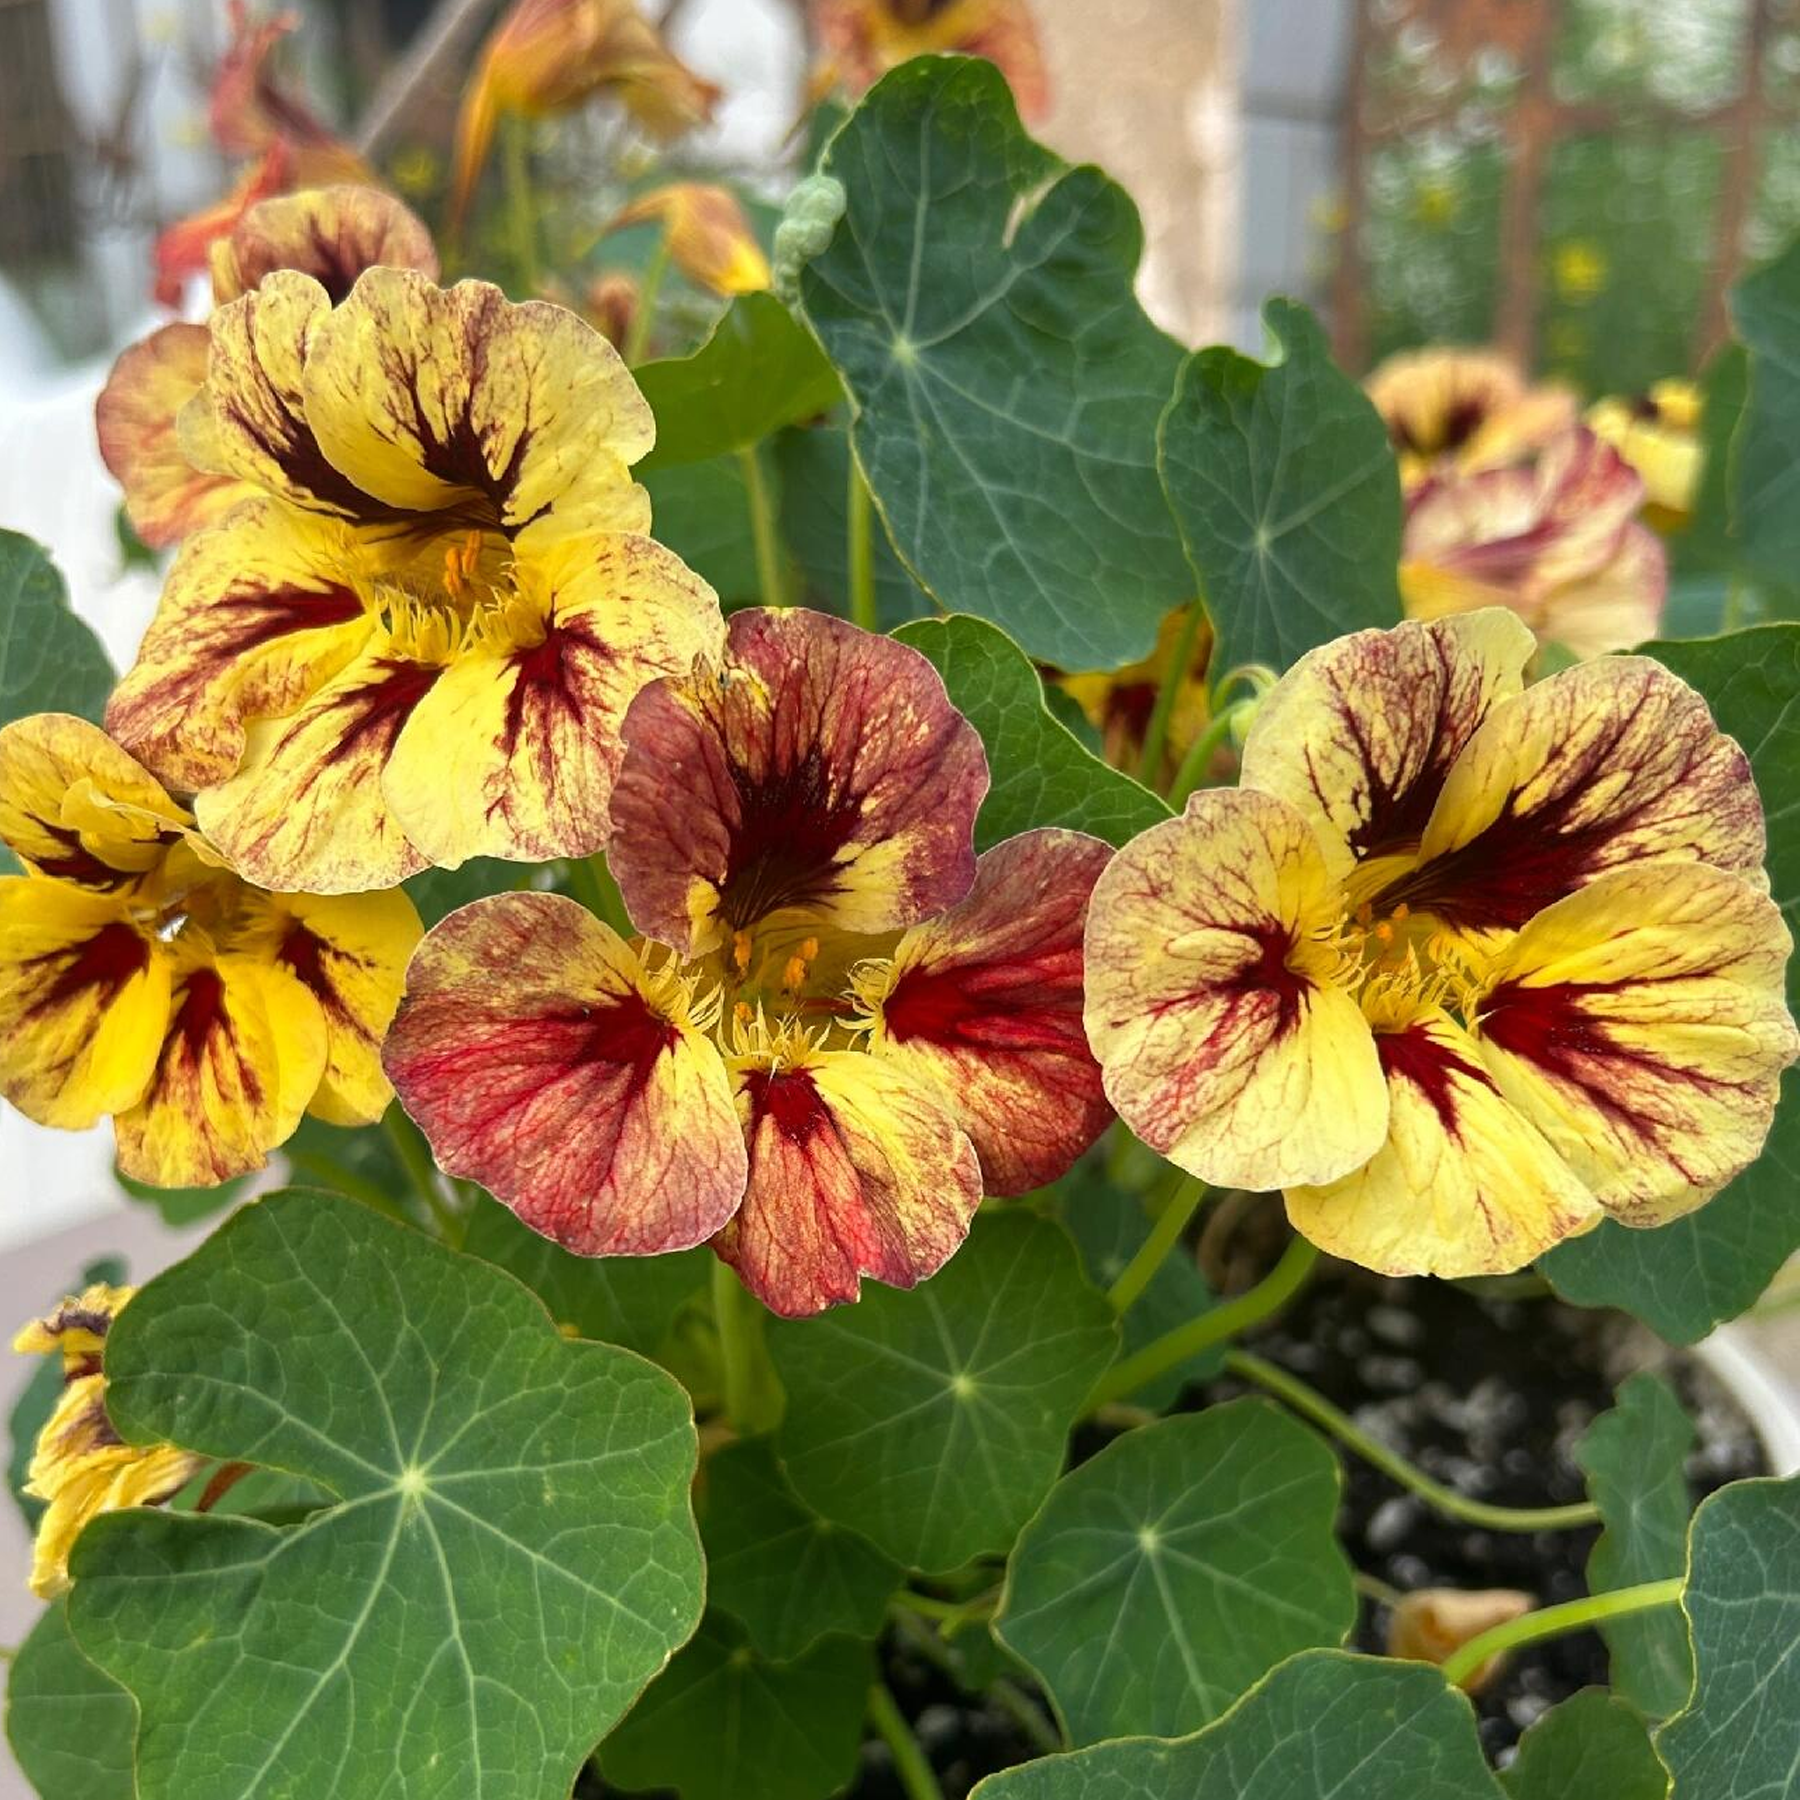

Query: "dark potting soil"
<box><xmin>586</xmin><ymin>1265</ymin><xmax>1770</xmax><ymax>1799</ymax></box>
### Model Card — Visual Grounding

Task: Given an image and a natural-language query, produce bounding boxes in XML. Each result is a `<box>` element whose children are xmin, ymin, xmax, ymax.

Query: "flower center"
<box><xmin>685</xmin><ymin>920</ymin><xmax>897</xmax><ymax>1060</ymax></box>
<box><xmin>1309</xmin><ymin>900</ymin><xmax>1488</xmax><ymax>1032</ymax></box>
<box><xmin>369</xmin><ymin>531</ymin><xmax>547</xmax><ymax>663</ymax></box>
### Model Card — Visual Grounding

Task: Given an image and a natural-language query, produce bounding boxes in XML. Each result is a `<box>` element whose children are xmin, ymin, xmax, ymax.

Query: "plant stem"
<box><xmin>711</xmin><ymin>1259</ymin><xmax>781</xmax><ymax>1433</ymax></box>
<box><xmin>1437</xmin><ymin>1579</ymin><xmax>1684</xmax><ymax>1689</ymax></box>
<box><xmin>990</xmin><ymin>1679</ymin><xmax>1063</xmax><ymax>1755</ymax></box>
<box><xmin>1135</xmin><ymin>602</ymin><xmax>1207</xmax><ymax>786</ymax></box>
<box><xmin>1226</xmin><ymin>1350</ymin><xmax>1604</xmax><ymax>1534</ymax></box>
<box><xmin>1090</xmin><ymin>1235</ymin><xmax>1319</xmax><ymax>1408</ymax></box>
<box><xmin>570</xmin><ymin>854</ymin><xmax>634</xmax><ymax>936</ymax></box>
<box><xmin>382</xmin><ymin>1105</ymin><xmax>461</xmax><ymax>1243</ymax></box>
<box><xmin>1166</xmin><ymin>701</ymin><xmax>1248</xmax><ymax>808</ymax></box>
<box><xmin>867</xmin><ymin>1682</ymin><xmax>944</xmax><ymax>1800</ymax></box>
<box><xmin>624</xmin><ymin>224</ymin><xmax>672</xmax><ymax>364</ymax></box>
<box><xmin>739</xmin><ymin>443</ymin><xmax>786</xmax><ymax>609</ymax></box>
<box><xmin>1107</xmin><ymin>1173</ymin><xmax>1208</xmax><ymax>1314</ymax></box>
<box><xmin>892</xmin><ymin>1588</ymin><xmax>998</xmax><ymax>1636</ymax></box>
<box><xmin>196</xmin><ymin>1461</ymin><xmax>253</xmax><ymax>1513</ymax></box>
<box><xmin>500</xmin><ymin>111</ymin><xmax>539</xmax><ymax>295</ymax></box>
<box><xmin>847</xmin><ymin>452</ymin><xmax>878</xmax><ymax>631</ymax></box>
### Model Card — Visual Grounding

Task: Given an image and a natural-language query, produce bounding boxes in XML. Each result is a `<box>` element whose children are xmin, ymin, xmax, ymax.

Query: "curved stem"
<box><xmin>867</xmin><ymin>1682</ymin><xmax>944</xmax><ymax>1800</ymax></box>
<box><xmin>382</xmin><ymin>1106</ymin><xmax>461</xmax><ymax>1242</ymax></box>
<box><xmin>1226</xmin><ymin>1349</ymin><xmax>1603</xmax><ymax>1534</ymax></box>
<box><xmin>1438</xmin><ymin>1579</ymin><xmax>1684</xmax><ymax>1689</ymax></box>
<box><xmin>1090</xmin><ymin>1235</ymin><xmax>1319</xmax><ymax>1409</ymax></box>
<box><xmin>1107</xmin><ymin>1174</ymin><xmax>1208</xmax><ymax>1314</ymax></box>
<box><xmin>624</xmin><ymin>224</ymin><xmax>671</xmax><ymax>364</ymax></box>
<box><xmin>739</xmin><ymin>444</ymin><xmax>787</xmax><ymax>610</ymax></box>
<box><xmin>1135</xmin><ymin>602</ymin><xmax>1207</xmax><ymax>786</ymax></box>
<box><xmin>847</xmin><ymin>453</ymin><xmax>878</xmax><ymax>631</ymax></box>
<box><xmin>500</xmin><ymin>111</ymin><xmax>539</xmax><ymax>295</ymax></box>
<box><xmin>1166</xmin><ymin>700</ymin><xmax>1249</xmax><ymax>808</ymax></box>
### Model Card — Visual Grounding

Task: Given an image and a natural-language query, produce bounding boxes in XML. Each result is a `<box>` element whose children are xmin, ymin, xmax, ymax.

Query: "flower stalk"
<box><xmin>1436</xmin><ymin>1578</ymin><xmax>1684</xmax><ymax>1689</ymax></box>
<box><xmin>867</xmin><ymin>1682</ymin><xmax>944</xmax><ymax>1800</ymax></box>
<box><xmin>1135</xmin><ymin>601</ymin><xmax>1207</xmax><ymax>786</ymax></box>
<box><xmin>624</xmin><ymin>223</ymin><xmax>672</xmax><ymax>364</ymax></box>
<box><xmin>739</xmin><ymin>444</ymin><xmax>787</xmax><ymax>609</ymax></box>
<box><xmin>711</xmin><ymin>1259</ymin><xmax>781</xmax><ymax>1434</ymax></box>
<box><xmin>1106</xmin><ymin>1173</ymin><xmax>1207</xmax><ymax>1314</ymax></box>
<box><xmin>848</xmin><ymin>454</ymin><xmax>878</xmax><ymax>632</ymax></box>
<box><xmin>500</xmin><ymin>111</ymin><xmax>539</xmax><ymax>294</ymax></box>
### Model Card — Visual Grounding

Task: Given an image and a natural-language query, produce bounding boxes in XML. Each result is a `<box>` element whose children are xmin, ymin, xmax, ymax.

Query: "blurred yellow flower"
<box><xmin>1587</xmin><ymin>379</ymin><xmax>1703</xmax><ymax>530</ymax></box>
<box><xmin>1552</xmin><ymin>240</ymin><xmax>1608</xmax><ymax>302</ymax></box>
<box><xmin>606</xmin><ymin>183</ymin><xmax>771</xmax><ymax>297</ymax></box>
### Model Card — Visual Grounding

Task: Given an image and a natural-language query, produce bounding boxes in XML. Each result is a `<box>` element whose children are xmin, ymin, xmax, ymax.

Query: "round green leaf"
<box><xmin>1575</xmin><ymin>1373</ymin><xmax>1695</xmax><ymax>1717</ymax></box>
<box><xmin>996</xmin><ymin>1402</ymin><xmax>1355</xmax><ymax>1743</ymax></box>
<box><xmin>5</xmin><ymin>1600</ymin><xmax>137</xmax><ymax>1800</ymax></box>
<box><xmin>1501</xmin><ymin>1689</ymin><xmax>1669</xmax><ymax>1800</ymax></box>
<box><xmin>1657</xmin><ymin>1474</ymin><xmax>1800</xmax><ymax>1796</ymax></box>
<box><xmin>65</xmin><ymin>1189</ymin><xmax>705</xmax><ymax>1800</ymax></box>
<box><xmin>601</xmin><ymin>1612</ymin><xmax>873</xmax><ymax>1800</ymax></box>
<box><xmin>702</xmin><ymin>1435</ymin><xmax>901</xmax><ymax>1662</ymax></box>
<box><xmin>768</xmin><ymin>1210</ymin><xmax>1118</xmax><ymax>1572</ymax></box>
<box><xmin>1157</xmin><ymin>301</ymin><xmax>1403</xmax><ymax>680</ymax></box>
<box><xmin>969</xmin><ymin>1650</ymin><xmax>1505</xmax><ymax>1800</ymax></box>
<box><xmin>1730</xmin><ymin>236</ymin><xmax>1800</xmax><ymax>599</ymax></box>
<box><xmin>0</xmin><ymin>529</ymin><xmax>114</xmax><ymax>732</ymax></box>
<box><xmin>796</xmin><ymin>57</ymin><xmax>1193</xmax><ymax>671</ymax></box>
<box><xmin>896</xmin><ymin>616</ymin><xmax>1171</xmax><ymax>850</ymax></box>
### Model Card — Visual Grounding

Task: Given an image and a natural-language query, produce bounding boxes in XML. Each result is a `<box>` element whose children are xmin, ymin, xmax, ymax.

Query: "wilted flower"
<box><xmin>605</xmin><ymin>184</ymin><xmax>770</xmax><ymax>298</ymax></box>
<box><xmin>1399</xmin><ymin>428</ymin><xmax>1666</xmax><ymax>659</ymax></box>
<box><xmin>1587</xmin><ymin>379</ymin><xmax>1703</xmax><ymax>531</ymax></box>
<box><xmin>1085</xmin><ymin>612</ymin><xmax>1797</xmax><ymax>1279</ymax></box>
<box><xmin>1366</xmin><ymin>348</ymin><xmax>1576</xmax><ymax>491</ymax></box>
<box><xmin>102</xmin><ymin>185</ymin><xmax>438</xmax><ymax>550</ymax></box>
<box><xmin>1058</xmin><ymin>609</ymin><xmax>1213</xmax><ymax>782</ymax></box>
<box><xmin>0</xmin><ymin>714</ymin><xmax>419</xmax><ymax>1185</ymax></box>
<box><xmin>13</xmin><ymin>1285</ymin><xmax>202</xmax><ymax>1598</ymax></box>
<box><xmin>1386</xmin><ymin>1587</ymin><xmax>1534</xmax><ymax>1693</ymax></box>
<box><xmin>449</xmin><ymin>0</ymin><xmax>719</xmax><ymax>226</ymax></box>
<box><xmin>106</xmin><ymin>267</ymin><xmax>723</xmax><ymax>894</ymax></box>
<box><xmin>810</xmin><ymin>0</ymin><xmax>1050</xmax><ymax>121</ymax></box>
<box><xmin>385</xmin><ymin>608</ymin><xmax>1113</xmax><ymax>1316</ymax></box>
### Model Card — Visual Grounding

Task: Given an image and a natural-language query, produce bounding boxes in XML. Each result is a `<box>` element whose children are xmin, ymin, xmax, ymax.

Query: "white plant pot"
<box><xmin>1695</xmin><ymin>1322</ymin><xmax>1800</xmax><ymax>1476</ymax></box>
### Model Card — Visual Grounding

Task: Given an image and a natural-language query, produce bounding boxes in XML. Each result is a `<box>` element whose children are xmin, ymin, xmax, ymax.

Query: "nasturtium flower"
<box><xmin>13</xmin><ymin>1284</ymin><xmax>203</xmax><ymax>1598</ymax></box>
<box><xmin>1085</xmin><ymin>611</ymin><xmax>1799</xmax><ymax>1279</ymax></box>
<box><xmin>385</xmin><ymin>608</ymin><xmax>1113</xmax><ymax>1316</ymax></box>
<box><xmin>1587</xmin><ymin>379</ymin><xmax>1702</xmax><ymax>531</ymax></box>
<box><xmin>1399</xmin><ymin>428</ymin><xmax>1666</xmax><ymax>659</ymax></box>
<box><xmin>102</xmin><ymin>184</ymin><xmax>438</xmax><ymax>550</ymax></box>
<box><xmin>106</xmin><ymin>265</ymin><xmax>723</xmax><ymax>894</ymax></box>
<box><xmin>1059</xmin><ymin>609</ymin><xmax>1214</xmax><ymax>782</ymax></box>
<box><xmin>0</xmin><ymin>714</ymin><xmax>420</xmax><ymax>1185</ymax></box>
<box><xmin>1366</xmin><ymin>348</ymin><xmax>1576</xmax><ymax>491</ymax></box>
<box><xmin>810</xmin><ymin>0</ymin><xmax>1050</xmax><ymax>121</ymax></box>
<box><xmin>605</xmin><ymin>184</ymin><xmax>771</xmax><ymax>298</ymax></box>
<box><xmin>449</xmin><ymin>0</ymin><xmax>720</xmax><ymax>226</ymax></box>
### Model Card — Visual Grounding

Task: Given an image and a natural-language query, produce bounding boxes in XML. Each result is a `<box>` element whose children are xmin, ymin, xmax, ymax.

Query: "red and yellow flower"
<box><xmin>1586</xmin><ymin>379</ymin><xmax>1703</xmax><ymax>531</ymax></box>
<box><xmin>809</xmin><ymin>0</ymin><xmax>1050</xmax><ymax>121</ymax></box>
<box><xmin>105</xmin><ymin>265</ymin><xmax>723</xmax><ymax>895</ymax></box>
<box><xmin>13</xmin><ymin>1284</ymin><xmax>203</xmax><ymax>1598</ymax></box>
<box><xmin>385</xmin><ymin>608</ymin><xmax>1113</xmax><ymax>1316</ymax></box>
<box><xmin>1399</xmin><ymin>427</ymin><xmax>1667</xmax><ymax>659</ymax></box>
<box><xmin>1366</xmin><ymin>348</ymin><xmax>1577</xmax><ymax>491</ymax></box>
<box><xmin>0</xmin><ymin>714</ymin><xmax>419</xmax><ymax>1187</ymax></box>
<box><xmin>102</xmin><ymin>184</ymin><xmax>439</xmax><ymax>551</ymax></box>
<box><xmin>1085</xmin><ymin>611</ymin><xmax>1797</xmax><ymax>1278</ymax></box>
<box><xmin>1058</xmin><ymin>609</ymin><xmax>1214</xmax><ymax>783</ymax></box>
<box><xmin>449</xmin><ymin>0</ymin><xmax>720</xmax><ymax>227</ymax></box>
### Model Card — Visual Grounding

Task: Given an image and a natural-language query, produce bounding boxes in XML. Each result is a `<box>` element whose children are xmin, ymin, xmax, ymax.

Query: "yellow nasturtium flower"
<box><xmin>1085</xmin><ymin>612</ymin><xmax>1798</xmax><ymax>1279</ymax></box>
<box><xmin>1366</xmin><ymin>348</ymin><xmax>1577</xmax><ymax>491</ymax></box>
<box><xmin>605</xmin><ymin>184</ymin><xmax>771</xmax><ymax>297</ymax></box>
<box><xmin>385</xmin><ymin>609</ymin><xmax>1114</xmax><ymax>1317</ymax></box>
<box><xmin>0</xmin><ymin>714</ymin><xmax>419</xmax><ymax>1185</ymax></box>
<box><xmin>105</xmin><ymin>265</ymin><xmax>724</xmax><ymax>895</ymax></box>
<box><xmin>13</xmin><ymin>1285</ymin><xmax>202</xmax><ymax>1598</ymax></box>
<box><xmin>1587</xmin><ymin>379</ymin><xmax>1703</xmax><ymax>531</ymax></box>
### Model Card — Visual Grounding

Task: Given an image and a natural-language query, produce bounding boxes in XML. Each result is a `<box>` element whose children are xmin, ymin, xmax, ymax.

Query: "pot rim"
<box><xmin>1695</xmin><ymin>1321</ymin><xmax>1800</xmax><ymax>1478</ymax></box>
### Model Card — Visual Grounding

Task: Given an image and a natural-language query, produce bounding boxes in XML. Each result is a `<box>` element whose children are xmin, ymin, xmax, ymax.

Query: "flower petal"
<box><xmin>1285</xmin><ymin>1010</ymin><xmax>1601</xmax><ymax>1278</ymax></box>
<box><xmin>0</xmin><ymin>882</ymin><xmax>169</xmax><ymax>1129</ymax></box>
<box><xmin>720</xmin><ymin>1049</ymin><xmax>981</xmax><ymax>1317</ymax></box>
<box><xmin>610</xmin><ymin>607</ymin><xmax>987</xmax><ymax>956</ymax></box>
<box><xmin>382</xmin><ymin>534</ymin><xmax>721</xmax><ymax>868</ymax></box>
<box><xmin>299</xmin><ymin>268</ymin><xmax>653</xmax><ymax>540</ymax></box>
<box><xmin>95</xmin><ymin>324</ymin><xmax>254</xmax><ymax>549</ymax></box>
<box><xmin>868</xmin><ymin>827</ymin><xmax>1112</xmax><ymax>1194</ymax></box>
<box><xmin>1532</xmin><ymin>523</ymin><xmax>1666</xmax><ymax>662</ymax></box>
<box><xmin>210</xmin><ymin>184</ymin><xmax>439</xmax><ymax>306</ymax></box>
<box><xmin>1474</xmin><ymin>863</ymin><xmax>1799</xmax><ymax>1224</ymax></box>
<box><xmin>1388</xmin><ymin>657</ymin><xmax>1767</xmax><ymax>933</ymax></box>
<box><xmin>1239</xmin><ymin>611</ymin><xmax>1535</xmax><ymax>884</ymax></box>
<box><xmin>1083</xmin><ymin>788</ymin><xmax>1388</xmax><ymax>1190</ymax></box>
<box><xmin>106</xmin><ymin>499</ymin><xmax>372</xmax><ymax>795</ymax></box>
<box><xmin>192</xmin><ymin>642</ymin><xmax>444</xmax><ymax>893</ymax></box>
<box><xmin>384</xmin><ymin>892</ymin><xmax>746</xmax><ymax>1255</ymax></box>
<box><xmin>0</xmin><ymin>715</ymin><xmax>188</xmax><ymax>889</ymax></box>
<box><xmin>113</xmin><ymin>954</ymin><xmax>327</xmax><ymax>1187</ymax></box>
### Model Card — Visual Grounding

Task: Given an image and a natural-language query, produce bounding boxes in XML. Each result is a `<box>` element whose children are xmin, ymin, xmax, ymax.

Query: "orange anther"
<box><xmin>732</xmin><ymin>930</ymin><xmax>753</xmax><ymax>976</ymax></box>
<box><xmin>781</xmin><ymin>954</ymin><xmax>810</xmax><ymax>993</ymax></box>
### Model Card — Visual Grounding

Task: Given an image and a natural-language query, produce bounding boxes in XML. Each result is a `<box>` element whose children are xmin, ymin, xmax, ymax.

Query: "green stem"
<box><xmin>1438</xmin><ymin>1579</ymin><xmax>1684</xmax><ymax>1689</ymax></box>
<box><xmin>382</xmin><ymin>1106</ymin><xmax>461</xmax><ymax>1242</ymax></box>
<box><xmin>1226</xmin><ymin>1350</ymin><xmax>1603</xmax><ymax>1534</ymax></box>
<box><xmin>500</xmin><ymin>112</ymin><xmax>539</xmax><ymax>295</ymax></box>
<box><xmin>867</xmin><ymin>1682</ymin><xmax>944</xmax><ymax>1800</ymax></box>
<box><xmin>624</xmin><ymin>225</ymin><xmax>672</xmax><ymax>364</ymax></box>
<box><xmin>1090</xmin><ymin>1235</ymin><xmax>1319</xmax><ymax>1409</ymax></box>
<box><xmin>847</xmin><ymin>452</ymin><xmax>878</xmax><ymax>631</ymax></box>
<box><xmin>570</xmin><ymin>854</ymin><xmax>634</xmax><ymax>936</ymax></box>
<box><xmin>1135</xmin><ymin>602</ymin><xmax>1207</xmax><ymax>785</ymax></box>
<box><xmin>1107</xmin><ymin>1173</ymin><xmax>1207</xmax><ymax>1314</ymax></box>
<box><xmin>1166</xmin><ymin>701</ymin><xmax>1249</xmax><ymax>808</ymax></box>
<box><xmin>739</xmin><ymin>443</ymin><xmax>786</xmax><ymax>609</ymax></box>
<box><xmin>711</xmin><ymin>1260</ymin><xmax>781</xmax><ymax>1433</ymax></box>
<box><xmin>892</xmin><ymin>1588</ymin><xmax>997</xmax><ymax>1636</ymax></box>
<box><xmin>990</xmin><ymin>1679</ymin><xmax>1063</xmax><ymax>1756</ymax></box>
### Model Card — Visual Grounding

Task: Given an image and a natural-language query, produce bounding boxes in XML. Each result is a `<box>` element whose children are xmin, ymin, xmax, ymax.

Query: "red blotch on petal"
<box><xmin>1374</xmin><ymin>1018</ymin><xmax>1490</xmax><ymax>1136</ymax></box>
<box><xmin>35</xmin><ymin>921</ymin><xmax>152</xmax><ymax>1011</ymax></box>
